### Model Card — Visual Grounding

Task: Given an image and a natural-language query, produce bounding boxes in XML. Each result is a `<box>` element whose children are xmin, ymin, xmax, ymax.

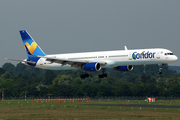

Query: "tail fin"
<box><xmin>19</xmin><ymin>30</ymin><xmax>46</xmax><ymax>58</ymax></box>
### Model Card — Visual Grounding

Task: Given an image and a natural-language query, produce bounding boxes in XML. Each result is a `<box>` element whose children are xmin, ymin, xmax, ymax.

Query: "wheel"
<box><xmin>84</xmin><ymin>74</ymin><xmax>89</xmax><ymax>78</ymax></box>
<box><xmin>80</xmin><ymin>75</ymin><xmax>85</xmax><ymax>79</ymax></box>
<box><xmin>99</xmin><ymin>74</ymin><xmax>107</xmax><ymax>78</ymax></box>
<box><xmin>103</xmin><ymin>74</ymin><xmax>107</xmax><ymax>78</ymax></box>
<box><xmin>99</xmin><ymin>74</ymin><xmax>103</xmax><ymax>78</ymax></box>
<box><xmin>158</xmin><ymin>71</ymin><xmax>162</xmax><ymax>74</ymax></box>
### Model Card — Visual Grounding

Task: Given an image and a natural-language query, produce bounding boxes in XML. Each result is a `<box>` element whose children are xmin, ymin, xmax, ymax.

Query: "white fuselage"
<box><xmin>26</xmin><ymin>48</ymin><xmax>178</xmax><ymax>71</ymax></box>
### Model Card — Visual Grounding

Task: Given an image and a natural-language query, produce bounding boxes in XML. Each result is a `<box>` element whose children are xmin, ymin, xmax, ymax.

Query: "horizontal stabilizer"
<box><xmin>5</xmin><ymin>58</ymin><xmax>36</xmax><ymax>64</ymax></box>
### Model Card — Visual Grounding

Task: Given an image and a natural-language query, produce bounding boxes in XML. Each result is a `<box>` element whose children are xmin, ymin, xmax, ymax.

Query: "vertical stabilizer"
<box><xmin>19</xmin><ymin>30</ymin><xmax>46</xmax><ymax>58</ymax></box>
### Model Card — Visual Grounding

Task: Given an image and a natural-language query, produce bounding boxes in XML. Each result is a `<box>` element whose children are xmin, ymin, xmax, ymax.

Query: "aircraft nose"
<box><xmin>174</xmin><ymin>55</ymin><xmax>178</xmax><ymax>62</ymax></box>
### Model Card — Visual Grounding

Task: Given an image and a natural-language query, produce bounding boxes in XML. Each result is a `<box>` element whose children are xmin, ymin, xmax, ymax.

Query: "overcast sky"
<box><xmin>1</xmin><ymin>0</ymin><xmax>180</xmax><ymax>67</ymax></box>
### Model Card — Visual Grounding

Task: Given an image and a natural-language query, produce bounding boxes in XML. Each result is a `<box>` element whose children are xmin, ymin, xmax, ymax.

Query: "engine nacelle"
<box><xmin>114</xmin><ymin>65</ymin><xmax>133</xmax><ymax>71</ymax></box>
<box><xmin>82</xmin><ymin>62</ymin><xmax>101</xmax><ymax>72</ymax></box>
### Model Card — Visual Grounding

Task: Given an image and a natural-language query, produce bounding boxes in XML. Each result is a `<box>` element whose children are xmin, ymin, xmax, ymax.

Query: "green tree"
<box><xmin>131</xmin><ymin>84</ymin><xmax>144</xmax><ymax>96</ymax></box>
<box><xmin>115</xmin><ymin>84</ymin><xmax>132</xmax><ymax>96</ymax></box>
<box><xmin>0</xmin><ymin>68</ymin><xmax>5</xmax><ymax>76</ymax></box>
<box><xmin>144</xmin><ymin>84</ymin><xmax>158</xmax><ymax>96</ymax></box>
<box><xmin>14</xmin><ymin>63</ymin><xmax>26</xmax><ymax>74</ymax></box>
<box><xmin>71</xmin><ymin>77</ymin><xmax>82</xmax><ymax>85</ymax></box>
<box><xmin>2</xmin><ymin>63</ymin><xmax>15</xmax><ymax>73</ymax></box>
<box><xmin>44</xmin><ymin>70</ymin><xmax>56</xmax><ymax>85</ymax></box>
<box><xmin>53</xmin><ymin>74</ymin><xmax>73</xmax><ymax>85</ymax></box>
<box><xmin>158</xmin><ymin>86</ymin><xmax>168</xmax><ymax>96</ymax></box>
<box><xmin>0</xmin><ymin>71</ymin><xmax>13</xmax><ymax>82</ymax></box>
<box><xmin>167</xmin><ymin>84</ymin><xmax>180</xmax><ymax>97</ymax></box>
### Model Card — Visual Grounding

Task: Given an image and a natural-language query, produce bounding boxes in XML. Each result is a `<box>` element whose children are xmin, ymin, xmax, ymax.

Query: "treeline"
<box><xmin>0</xmin><ymin>62</ymin><xmax>180</xmax><ymax>98</ymax></box>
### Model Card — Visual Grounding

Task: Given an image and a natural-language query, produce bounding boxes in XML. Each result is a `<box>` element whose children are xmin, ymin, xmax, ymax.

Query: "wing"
<box><xmin>36</xmin><ymin>55</ymin><xmax>106</xmax><ymax>68</ymax></box>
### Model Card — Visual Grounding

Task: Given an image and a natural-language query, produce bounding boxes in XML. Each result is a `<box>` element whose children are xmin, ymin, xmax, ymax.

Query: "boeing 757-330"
<box><xmin>6</xmin><ymin>30</ymin><xmax>178</xmax><ymax>78</ymax></box>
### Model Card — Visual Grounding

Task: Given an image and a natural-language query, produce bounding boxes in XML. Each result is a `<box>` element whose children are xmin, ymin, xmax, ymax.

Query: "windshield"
<box><xmin>165</xmin><ymin>53</ymin><xmax>173</xmax><ymax>55</ymax></box>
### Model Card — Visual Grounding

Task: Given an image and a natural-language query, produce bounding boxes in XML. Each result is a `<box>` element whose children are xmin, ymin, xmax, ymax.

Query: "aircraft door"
<box><xmin>156</xmin><ymin>51</ymin><xmax>160</xmax><ymax>59</ymax></box>
<box><xmin>129</xmin><ymin>52</ymin><xmax>133</xmax><ymax>60</ymax></box>
<box><xmin>38</xmin><ymin>58</ymin><xmax>43</xmax><ymax>65</ymax></box>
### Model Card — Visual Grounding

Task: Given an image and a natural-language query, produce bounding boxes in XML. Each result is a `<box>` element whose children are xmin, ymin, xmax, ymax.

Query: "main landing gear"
<box><xmin>80</xmin><ymin>73</ymin><xmax>89</xmax><ymax>79</ymax></box>
<box><xmin>99</xmin><ymin>68</ymin><xmax>107</xmax><ymax>78</ymax></box>
<box><xmin>158</xmin><ymin>64</ymin><xmax>163</xmax><ymax>74</ymax></box>
<box><xmin>80</xmin><ymin>68</ymin><xmax>108</xmax><ymax>79</ymax></box>
<box><xmin>99</xmin><ymin>73</ymin><xmax>107</xmax><ymax>78</ymax></box>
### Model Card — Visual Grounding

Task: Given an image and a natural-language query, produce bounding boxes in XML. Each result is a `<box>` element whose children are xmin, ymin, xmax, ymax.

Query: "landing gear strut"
<box><xmin>80</xmin><ymin>73</ymin><xmax>89</xmax><ymax>79</ymax></box>
<box><xmin>158</xmin><ymin>64</ymin><xmax>162</xmax><ymax>74</ymax></box>
<box><xmin>99</xmin><ymin>68</ymin><xmax>107</xmax><ymax>78</ymax></box>
<box><xmin>143</xmin><ymin>64</ymin><xmax>146</xmax><ymax>73</ymax></box>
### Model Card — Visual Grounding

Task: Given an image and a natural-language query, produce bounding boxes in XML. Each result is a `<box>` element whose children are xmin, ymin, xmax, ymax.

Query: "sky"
<box><xmin>1</xmin><ymin>0</ymin><xmax>180</xmax><ymax>67</ymax></box>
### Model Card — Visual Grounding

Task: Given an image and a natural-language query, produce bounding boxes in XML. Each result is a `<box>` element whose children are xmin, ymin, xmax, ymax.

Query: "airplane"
<box><xmin>6</xmin><ymin>30</ymin><xmax>178</xmax><ymax>79</ymax></box>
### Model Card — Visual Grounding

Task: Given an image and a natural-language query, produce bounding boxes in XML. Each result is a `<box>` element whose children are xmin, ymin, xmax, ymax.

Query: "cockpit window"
<box><xmin>165</xmin><ymin>53</ymin><xmax>173</xmax><ymax>55</ymax></box>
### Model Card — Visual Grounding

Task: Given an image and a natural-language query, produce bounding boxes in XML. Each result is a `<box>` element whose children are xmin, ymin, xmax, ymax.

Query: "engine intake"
<box><xmin>114</xmin><ymin>65</ymin><xmax>133</xmax><ymax>71</ymax></box>
<box><xmin>82</xmin><ymin>62</ymin><xmax>101</xmax><ymax>72</ymax></box>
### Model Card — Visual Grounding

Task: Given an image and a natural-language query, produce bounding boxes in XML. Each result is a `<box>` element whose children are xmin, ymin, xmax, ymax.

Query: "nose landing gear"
<box><xmin>158</xmin><ymin>64</ymin><xmax>162</xmax><ymax>74</ymax></box>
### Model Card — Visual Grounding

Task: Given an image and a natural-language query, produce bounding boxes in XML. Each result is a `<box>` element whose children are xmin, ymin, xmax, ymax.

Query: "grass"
<box><xmin>90</xmin><ymin>99</ymin><xmax>180</xmax><ymax>105</ymax></box>
<box><xmin>0</xmin><ymin>99</ymin><xmax>180</xmax><ymax>119</ymax></box>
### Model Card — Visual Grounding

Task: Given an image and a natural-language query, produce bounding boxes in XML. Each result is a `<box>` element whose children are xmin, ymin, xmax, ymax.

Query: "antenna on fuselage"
<box><xmin>124</xmin><ymin>46</ymin><xmax>128</xmax><ymax>50</ymax></box>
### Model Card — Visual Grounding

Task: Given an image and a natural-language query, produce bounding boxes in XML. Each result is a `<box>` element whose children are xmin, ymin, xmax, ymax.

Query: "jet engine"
<box><xmin>82</xmin><ymin>62</ymin><xmax>101</xmax><ymax>72</ymax></box>
<box><xmin>114</xmin><ymin>65</ymin><xmax>133</xmax><ymax>71</ymax></box>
